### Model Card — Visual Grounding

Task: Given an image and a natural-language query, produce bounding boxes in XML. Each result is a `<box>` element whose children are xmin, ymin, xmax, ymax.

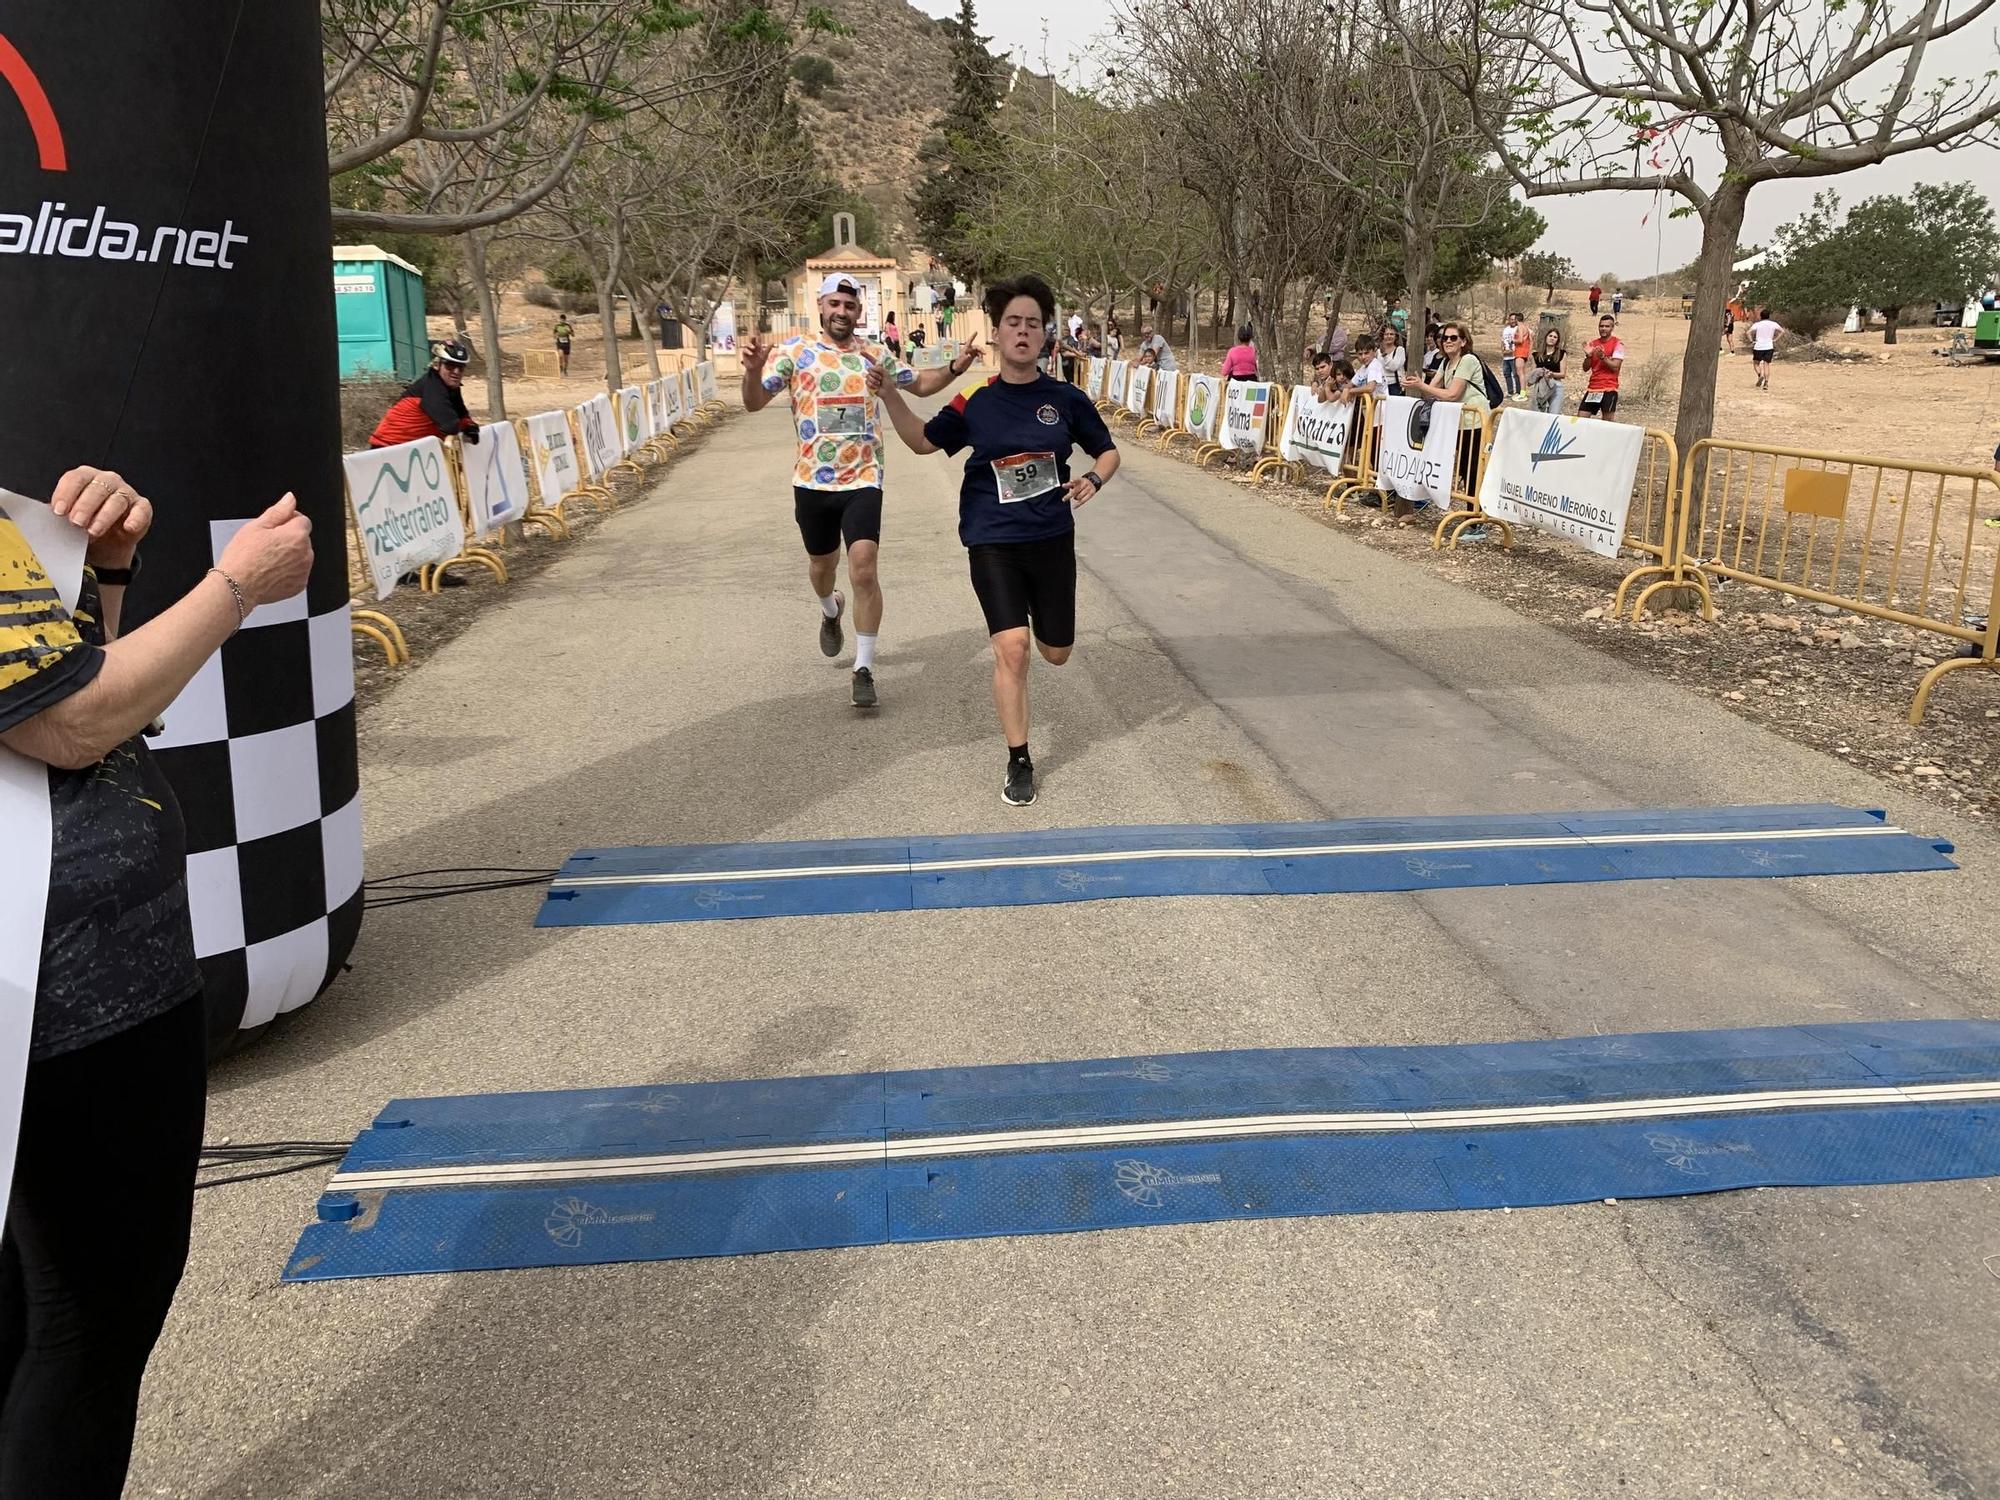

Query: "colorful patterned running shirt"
<box><xmin>762</xmin><ymin>335</ymin><xmax>914</xmax><ymax>490</ymax></box>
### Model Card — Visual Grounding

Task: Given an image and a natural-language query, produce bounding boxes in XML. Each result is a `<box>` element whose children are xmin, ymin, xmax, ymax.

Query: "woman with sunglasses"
<box><xmin>1401</xmin><ymin>321</ymin><xmax>1491</xmax><ymax>524</ymax></box>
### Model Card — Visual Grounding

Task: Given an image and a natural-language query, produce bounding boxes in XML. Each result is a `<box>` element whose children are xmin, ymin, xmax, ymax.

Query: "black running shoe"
<box><xmin>819</xmin><ymin>592</ymin><xmax>845</xmax><ymax>658</ymax></box>
<box><xmin>851</xmin><ymin>666</ymin><xmax>877</xmax><ymax>708</ymax></box>
<box><xmin>1002</xmin><ymin>758</ymin><xmax>1036</xmax><ymax>807</ymax></box>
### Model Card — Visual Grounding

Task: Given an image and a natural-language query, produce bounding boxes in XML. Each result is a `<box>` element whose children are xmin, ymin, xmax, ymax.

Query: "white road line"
<box><xmin>551</xmin><ymin>824</ymin><xmax>1914</xmax><ymax>891</ymax></box>
<box><xmin>324</xmin><ymin>1075</ymin><xmax>1999</xmax><ymax>1194</ymax></box>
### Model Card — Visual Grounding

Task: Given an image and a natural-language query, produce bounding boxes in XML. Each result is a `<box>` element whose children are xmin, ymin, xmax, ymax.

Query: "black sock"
<box><xmin>1008</xmin><ymin>742</ymin><xmax>1031</xmax><ymax>765</ymax></box>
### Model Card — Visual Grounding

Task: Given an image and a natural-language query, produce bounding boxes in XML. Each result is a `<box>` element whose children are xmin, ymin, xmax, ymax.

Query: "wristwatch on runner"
<box><xmin>1081</xmin><ymin>471</ymin><xmax>1105</xmax><ymax>492</ymax></box>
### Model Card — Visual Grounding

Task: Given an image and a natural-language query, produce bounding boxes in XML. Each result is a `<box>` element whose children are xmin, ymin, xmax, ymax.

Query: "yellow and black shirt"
<box><xmin>0</xmin><ymin>517</ymin><xmax>198</xmax><ymax>1059</ymax></box>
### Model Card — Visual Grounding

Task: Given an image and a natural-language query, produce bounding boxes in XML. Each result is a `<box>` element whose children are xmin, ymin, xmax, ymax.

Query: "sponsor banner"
<box><xmin>618</xmin><ymin>384</ymin><xmax>647</xmax><ymax>453</ymax></box>
<box><xmin>680</xmin><ymin>366</ymin><xmax>699</xmax><ymax>417</ymax></box>
<box><xmin>1182</xmin><ymin>374</ymin><xmax>1222</xmax><ymax>442</ymax></box>
<box><xmin>695</xmin><ymin>361</ymin><xmax>718</xmax><ymax>405</ymax></box>
<box><xmin>1085</xmin><ymin>357</ymin><xmax>1106</xmax><ymax>398</ymax></box>
<box><xmin>1375</xmin><ymin>396</ymin><xmax>1462</xmax><ymax>508</ymax></box>
<box><xmin>1478</xmin><ymin>408</ymin><xmax>1644</xmax><ymax>558</ymax></box>
<box><xmin>1126</xmin><ymin>364</ymin><xmax>1152</xmax><ymax>416</ymax></box>
<box><xmin>1218</xmin><ymin>381</ymin><xmax>1272</xmax><ymax>452</ymax></box>
<box><xmin>459</xmin><ymin>421</ymin><xmax>526</xmax><ymax>539</ymax></box>
<box><xmin>526</xmin><ymin>410</ymin><xmax>582</xmax><ymax>504</ymax></box>
<box><xmin>1106</xmin><ymin>361</ymin><xmax>1130</xmax><ymax>410</ymax></box>
<box><xmin>343</xmin><ymin>438</ymin><xmax>466</xmax><ymax>601</ymax></box>
<box><xmin>1277</xmin><ymin>386</ymin><xmax>1356</xmax><ymax>474</ymax></box>
<box><xmin>576</xmin><ymin>394</ymin><xmax>623</xmax><ymax>477</ymax></box>
<box><xmin>646</xmin><ymin>378</ymin><xmax>671</xmax><ymax>437</ymax></box>
<box><xmin>709</xmin><ymin>301</ymin><xmax>736</xmax><ymax>355</ymax></box>
<box><xmin>1153</xmin><ymin>369</ymin><xmax>1181</xmax><ymax>428</ymax></box>
<box><xmin>910</xmin><ymin>339</ymin><xmax>957</xmax><ymax>370</ymax></box>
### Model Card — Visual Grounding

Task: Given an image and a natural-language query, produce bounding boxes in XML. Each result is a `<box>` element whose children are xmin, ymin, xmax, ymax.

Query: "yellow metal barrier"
<box><xmin>1320</xmin><ymin>393</ymin><xmax>1377</xmax><ymax>512</ymax></box>
<box><xmin>1429</xmin><ymin>411</ymin><xmax>1511</xmax><ymax>550</ymax></box>
<box><xmin>565</xmin><ymin>408</ymin><xmax>620</xmax><ymax>513</ymax></box>
<box><xmin>420</xmin><ymin>438</ymin><xmax>507</xmax><ymax>592</ymax></box>
<box><xmin>1247</xmin><ymin>387</ymin><xmax>1294</xmax><ymax>483</ymax></box>
<box><xmin>513</xmin><ymin>417</ymin><xmax>573</xmax><ymax>540</ymax></box>
<box><xmin>341</xmin><ymin>494</ymin><xmax>409</xmax><ymax>667</ymax></box>
<box><xmin>1620</xmin><ymin>437</ymin><xmax>2000</xmax><ymax>723</ymax></box>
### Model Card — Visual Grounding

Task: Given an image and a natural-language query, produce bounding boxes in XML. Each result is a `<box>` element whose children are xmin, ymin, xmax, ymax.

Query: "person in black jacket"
<box><xmin>367</xmin><ymin>339</ymin><xmax>480</xmax><ymax>449</ymax></box>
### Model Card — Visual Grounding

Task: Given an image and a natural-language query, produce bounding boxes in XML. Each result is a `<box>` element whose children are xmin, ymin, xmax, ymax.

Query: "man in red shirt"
<box><xmin>1588</xmin><ymin>283</ymin><xmax>1603</xmax><ymax>316</ymax></box>
<box><xmin>368</xmin><ymin>339</ymin><xmax>481</xmax><ymax>449</ymax></box>
<box><xmin>1579</xmin><ymin>314</ymin><xmax>1625</xmax><ymax>420</ymax></box>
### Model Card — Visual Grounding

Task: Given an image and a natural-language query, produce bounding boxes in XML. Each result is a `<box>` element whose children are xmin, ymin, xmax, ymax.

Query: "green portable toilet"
<box><xmin>333</xmin><ymin>245</ymin><xmax>428</xmax><ymax>382</ymax></box>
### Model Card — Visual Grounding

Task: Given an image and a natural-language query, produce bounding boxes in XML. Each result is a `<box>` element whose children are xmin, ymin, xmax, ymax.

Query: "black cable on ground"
<box><xmin>196</xmin><ymin>1140</ymin><xmax>351</xmax><ymax>1191</ymax></box>
<box><xmin>361</xmin><ymin>866</ymin><xmax>557</xmax><ymax>911</ymax></box>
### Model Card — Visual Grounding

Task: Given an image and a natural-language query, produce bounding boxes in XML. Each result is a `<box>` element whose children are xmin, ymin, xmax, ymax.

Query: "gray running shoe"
<box><xmin>819</xmin><ymin>592</ymin><xmax>845</xmax><ymax>658</ymax></box>
<box><xmin>851</xmin><ymin>666</ymin><xmax>877</xmax><ymax>708</ymax></box>
<box><xmin>1002</xmin><ymin>758</ymin><xmax>1036</xmax><ymax>806</ymax></box>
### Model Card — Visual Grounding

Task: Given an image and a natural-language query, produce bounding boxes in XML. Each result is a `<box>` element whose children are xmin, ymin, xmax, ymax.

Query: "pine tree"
<box><xmin>912</xmin><ymin>0</ymin><xmax>1005</xmax><ymax>288</ymax></box>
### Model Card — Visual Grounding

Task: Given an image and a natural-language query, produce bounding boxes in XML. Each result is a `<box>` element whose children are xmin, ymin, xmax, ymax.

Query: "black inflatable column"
<box><xmin>0</xmin><ymin>5</ymin><xmax>361</xmax><ymax>1049</ymax></box>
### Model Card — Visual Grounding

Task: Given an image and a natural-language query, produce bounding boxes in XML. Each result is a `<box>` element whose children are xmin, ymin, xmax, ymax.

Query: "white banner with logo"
<box><xmin>1375</xmin><ymin>396</ymin><xmax>1462</xmax><ymax>508</ymax></box>
<box><xmin>526</xmin><ymin>410</ymin><xmax>582</xmax><ymax>505</ymax></box>
<box><xmin>695</xmin><ymin>362</ymin><xmax>719</xmax><ymax>405</ymax></box>
<box><xmin>0</xmin><ymin>493</ymin><xmax>87</xmax><ymax>1231</ymax></box>
<box><xmin>458</xmin><ymin>422</ymin><xmax>527</xmax><ymax>539</ymax></box>
<box><xmin>1106</xmin><ymin>361</ymin><xmax>1130</xmax><ymax>410</ymax></box>
<box><xmin>1126</xmin><ymin>364</ymin><xmax>1152</xmax><ymax>416</ymax></box>
<box><xmin>1182</xmin><ymin>374</ymin><xmax>1222</xmax><ymax>442</ymax></box>
<box><xmin>1218</xmin><ymin>381</ymin><xmax>1272</xmax><ymax>452</ymax></box>
<box><xmin>575</xmin><ymin>394</ymin><xmax>623</xmax><ymax>477</ymax></box>
<box><xmin>1153</xmin><ymin>369</ymin><xmax>1181</xmax><ymax>428</ymax></box>
<box><xmin>709</xmin><ymin>302</ymin><xmax>737</xmax><ymax>354</ymax></box>
<box><xmin>646</xmin><ymin>378</ymin><xmax>672</xmax><ymax>437</ymax></box>
<box><xmin>1277</xmin><ymin>386</ymin><xmax>1356</xmax><ymax>474</ymax></box>
<box><xmin>680</xmin><ymin>367</ymin><xmax>700</xmax><ymax>417</ymax></box>
<box><xmin>1084</xmin><ymin>357</ymin><xmax>1106</xmax><ymax>399</ymax></box>
<box><xmin>343</xmin><ymin>437</ymin><xmax>466</xmax><ymax>600</ymax></box>
<box><xmin>617</xmin><ymin>385</ymin><xmax>648</xmax><ymax>454</ymax></box>
<box><xmin>1478</xmin><ymin>408</ymin><xmax>1644</xmax><ymax>557</ymax></box>
<box><xmin>911</xmin><ymin>339</ymin><xmax>958</xmax><ymax>370</ymax></box>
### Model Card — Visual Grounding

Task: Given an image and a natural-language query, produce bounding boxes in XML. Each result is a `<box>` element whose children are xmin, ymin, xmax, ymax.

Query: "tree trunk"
<box><xmin>596</xmin><ymin>275</ymin><xmax>622</xmax><ymax>389</ymax></box>
<box><xmin>465</xmin><ymin>230</ymin><xmax>507</xmax><ymax>420</ymax></box>
<box><xmin>1402</xmin><ymin>228</ymin><xmax>1435</xmax><ymax>363</ymax></box>
<box><xmin>626</xmin><ymin>279</ymin><xmax>662</xmax><ymax>377</ymax></box>
<box><xmin>1672</xmin><ymin>181</ymin><xmax>1750</xmax><ymax>459</ymax></box>
<box><xmin>1882</xmin><ymin>308</ymin><xmax>1900</xmax><ymax>345</ymax></box>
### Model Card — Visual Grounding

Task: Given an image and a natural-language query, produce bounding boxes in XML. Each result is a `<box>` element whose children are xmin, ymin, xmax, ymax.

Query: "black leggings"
<box><xmin>0</xmin><ymin>992</ymin><xmax>206</xmax><ymax>1498</ymax></box>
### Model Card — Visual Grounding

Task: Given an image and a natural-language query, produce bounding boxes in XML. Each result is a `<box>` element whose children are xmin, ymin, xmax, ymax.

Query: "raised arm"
<box><xmin>740</xmin><ymin>331</ymin><xmax>779</xmax><ymax>412</ymax></box>
<box><xmin>868</xmin><ymin>368</ymin><xmax>939</xmax><ymax>454</ymax></box>
<box><xmin>905</xmin><ymin>333</ymin><xmax>984</xmax><ymax>397</ymax></box>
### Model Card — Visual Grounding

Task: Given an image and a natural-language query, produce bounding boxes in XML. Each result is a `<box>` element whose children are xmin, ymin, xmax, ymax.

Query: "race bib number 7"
<box><xmin>817</xmin><ymin>396</ymin><xmax>868</xmax><ymax>437</ymax></box>
<box><xmin>992</xmin><ymin>451</ymin><xmax>1059</xmax><ymax>503</ymax></box>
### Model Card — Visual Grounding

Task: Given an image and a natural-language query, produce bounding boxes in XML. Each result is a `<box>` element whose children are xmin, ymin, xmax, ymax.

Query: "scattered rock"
<box><xmin>1913</xmin><ymin>765</ymin><xmax>1945</xmax><ymax>776</ymax></box>
<box><xmin>1912</xmin><ymin>655</ymin><xmax>1937</xmax><ymax>667</ymax></box>
<box><xmin>1724</xmin><ymin>691</ymin><xmax>1747</xmax><ymax>702</ymax></box>
<box><xmin>1582</xmin><ymin>607</ymin><xmax>1604</xmax><ymax>620</ymax></box>
<box><xmin>1815</xmin><ymin>603</ymin><xmax>1840</xmax><ymax>616</ymax></box>
<box><xmin>1837</xmin><ymin>633</ymin><xmax>1864</xmax><ymax>650</ymax></box>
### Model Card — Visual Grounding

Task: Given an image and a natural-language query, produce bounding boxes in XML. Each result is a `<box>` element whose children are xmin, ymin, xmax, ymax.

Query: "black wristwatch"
<box><xmin>1081</xmin><ymin>471</ymin><xmax>1105</xmax><ymax>492</ymax></box>
<box><xmin>93</xmin><ymin>557</ymin><xmax>140</xmax><ymax>586</ymax></box>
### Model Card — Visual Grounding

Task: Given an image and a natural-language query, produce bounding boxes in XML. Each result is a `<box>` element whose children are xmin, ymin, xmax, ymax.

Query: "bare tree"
<box><xmin>1450</xmin><ymin>0</ymin><xmax>2000</xmax><ymax>450</ymax></box>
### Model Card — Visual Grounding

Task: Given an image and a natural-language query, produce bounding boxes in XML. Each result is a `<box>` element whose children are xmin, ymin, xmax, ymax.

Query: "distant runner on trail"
<box><xmin>553</xmin><ymin>317</ymin><xmax>573</xmax><ymax>377</ymax></box>
<box><xmin>740</xmin><ymin>272</ymin><xmax>981</xmax><ymax>709</ymax></box>
<box><xmin>1749</xmin><ymin>308</ymin><xmax>1784</xmax><ymax>390</ymax></box>
<box><xmin>870</xmin><ymin>272</ymin><xmax>1120</xmax><ymax>807</ymax></box>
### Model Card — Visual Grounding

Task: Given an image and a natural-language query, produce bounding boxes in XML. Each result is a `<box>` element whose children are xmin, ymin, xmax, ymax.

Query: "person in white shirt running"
<box><xmin>1749</xmin><ymin>308</ymin><xmax>1784</xmax><ymax>390</ymax></box>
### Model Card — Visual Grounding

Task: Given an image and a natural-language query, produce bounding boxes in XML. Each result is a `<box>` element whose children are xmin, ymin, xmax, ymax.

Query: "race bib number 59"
<box><xmin>992</xmin><ymin>451</ymin><xmax>1059</xmax><ymax>503</ymax></box>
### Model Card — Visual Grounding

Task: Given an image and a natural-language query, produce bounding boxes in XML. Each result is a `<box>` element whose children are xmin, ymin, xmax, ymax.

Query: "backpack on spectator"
<box><xmin>1476</xmin><ymin>358</ymin><xmax>1505</xmax><ymax>408</ymax></box>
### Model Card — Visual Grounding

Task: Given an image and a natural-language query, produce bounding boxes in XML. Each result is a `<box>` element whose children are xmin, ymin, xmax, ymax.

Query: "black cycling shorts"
<box><xmin>967</xmin><ymin>533</ymin><xmax>1076</xmax><ymax>647</ymax></box>
<box><xmin>794</xmin><ymin>486</ymin><xmax>883</xmax><ymax>556</ymax></box>
<box><xmin>1579</xmin><ymin>389</ymin><xmax>1620</xmax><ymax>417</ymax></box>
<box><xmin>1752</xmin><ymin>349</ymin><xmax>1774</xmax><ymax>365</ymax></box>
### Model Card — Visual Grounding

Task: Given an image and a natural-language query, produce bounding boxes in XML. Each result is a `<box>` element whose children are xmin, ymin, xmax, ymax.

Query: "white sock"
<box><xmin>855</xmin><ymin>633</ymin><xmax>877</xmax><ymax>671</ymax></box>
<box><xmin>819</xmin><ymin>592</ymin><xmax>841</xmax><ymax>619</ymax></box>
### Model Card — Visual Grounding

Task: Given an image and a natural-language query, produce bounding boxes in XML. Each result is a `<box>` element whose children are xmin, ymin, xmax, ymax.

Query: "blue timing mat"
<box><xmin>534</xmin><ymin>804</ymin><xmax>1955</xmax><ymax>927</ymax></box>
<box><xmin>286</xmin><ymin>1021</ymin><xmax>2000</xmax><ymax>1282</ymax></box>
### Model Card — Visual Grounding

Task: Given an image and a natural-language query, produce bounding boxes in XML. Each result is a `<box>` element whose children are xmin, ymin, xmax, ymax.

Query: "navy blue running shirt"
<box><xmin>923</xmin><ymin>373</ymin><xmax>1115</xmax><ymax>546</ymax></box>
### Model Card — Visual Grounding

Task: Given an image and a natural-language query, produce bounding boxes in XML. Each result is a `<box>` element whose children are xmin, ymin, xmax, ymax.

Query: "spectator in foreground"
<box><xmin>369</xmin><ymin>339</ymin><xmax>480</xmax><ymax>449</ymax></box>
<box><xmin>1136</xmin><ymin>321</ymin><xmax>1176</xmax><ymax>371</ymax></box>
<box><xmin>1420</xmin><ymin>327</ymin><xmax>1445</xmax><ymax>380</ymax></box>
<box><xmin>0</xmin><ymin>469</ymin><xmax>313</xmax><ymax>1497</ymax></box>
<box><xmin>1402</xmin><ymin>320</ymin><xmax>1491</xmax><ymax>520</ymax></box>
<box><xmin>1219</xmin><ymin>324</ymin><xmax>1259</xmax><ymax>385</ymax></box>
<box><xmin>1528</xmin><ymin>326</ymin><xmax>1567</xmax><ymax>413</ymax></box>
<box><xmin>1580</xmin><ymin>314</ymin><xmax>1626</xmax><ymax>419</ymax></box>
<box><xmin>1749</xmin><ymin>307</ymin><xmax>1784</xmax><ymax>390</ymax></box>
<box><xmin>1346</xmin><ymin>335</ymin><xmax>1386</xmax><ymax>401</ymax></box>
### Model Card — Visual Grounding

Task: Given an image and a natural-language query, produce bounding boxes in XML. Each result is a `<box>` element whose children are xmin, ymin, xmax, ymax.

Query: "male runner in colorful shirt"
<box><xmin>741</xmin><ymin>273</ymin><xmax>981</xmax><ymax>707</ymax></box>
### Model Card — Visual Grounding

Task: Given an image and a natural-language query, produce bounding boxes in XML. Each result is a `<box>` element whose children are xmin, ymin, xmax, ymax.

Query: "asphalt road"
<box><xmin>132</xmin><ymin>395</ymin><xmax>2000</xmax><ymax>1499</ymax></box>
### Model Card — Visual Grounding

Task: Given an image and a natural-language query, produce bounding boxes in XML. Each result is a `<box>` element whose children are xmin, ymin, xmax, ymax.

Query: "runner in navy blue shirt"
<box><xmin>873</xmin><ymin>272</ymin><xmax>1120</xmax><ymax>806</ymax></box>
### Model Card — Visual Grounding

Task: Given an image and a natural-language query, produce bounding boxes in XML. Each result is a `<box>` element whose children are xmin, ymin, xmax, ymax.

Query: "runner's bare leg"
<box><xmin>848</xmin><ymin>539</ymin><xmax>882</xmax><ymax>635</ymax></box>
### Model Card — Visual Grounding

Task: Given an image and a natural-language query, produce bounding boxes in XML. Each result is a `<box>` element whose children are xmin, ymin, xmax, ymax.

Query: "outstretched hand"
<box><xmin>743</xmin><ymin>330</ymin><xmax>771</xmax><ymax>372</ymax></box>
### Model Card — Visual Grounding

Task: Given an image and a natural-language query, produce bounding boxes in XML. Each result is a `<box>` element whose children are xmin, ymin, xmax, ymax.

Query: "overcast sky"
<box><xmin>913</xmin><ymin>0</ymin><xmax>2000</xmax><ymax>278</ymax></box>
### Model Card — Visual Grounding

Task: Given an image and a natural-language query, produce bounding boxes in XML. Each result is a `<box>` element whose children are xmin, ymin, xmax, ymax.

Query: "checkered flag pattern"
<box><xmin>146</xmin><ymin>519</ymin><xmax>362</xmax><ymax>1035</ymax></box>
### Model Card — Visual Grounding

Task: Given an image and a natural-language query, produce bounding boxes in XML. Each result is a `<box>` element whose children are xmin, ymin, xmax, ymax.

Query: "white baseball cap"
<box><xmin>818</xmin><ymin>273</ymin><xmax>862</xmax><ymax>298</ymax></box>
